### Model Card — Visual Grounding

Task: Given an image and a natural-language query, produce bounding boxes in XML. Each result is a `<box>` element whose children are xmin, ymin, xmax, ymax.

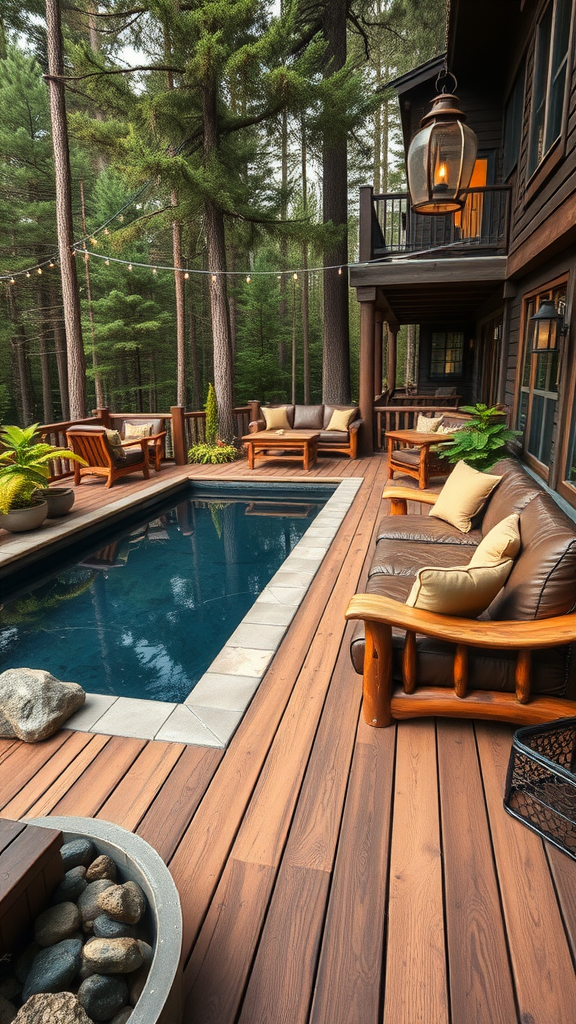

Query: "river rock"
<box><xmin>98</xmin><ymin>882</ymin><xmax>146</xmax><ymax>925</ymax></box>
<box><xmin>78</xmin><ymin>880</ymin><xmax>115</xmax><ymax>926</ymax></box>
<box><xmin>34</xmin><ymin>902</ymin><xmax>81</xmax><ymax>947</ymax></box>
<box><xmin>53</xmin><ymin>866</ymin><xmax>88</xmax><ymax>903</ymax></box>
<box><xmin>109</xmin><ymin>1010</ymin><xmax>132</xmax><ymax>1024</ymax></box>
<box><xmin>0</xmin><ymin>994</ymin><xmax>16</xmax><ymax>1024</ymax></box>
<box><xmin>14</xmin><ymin>945</ymin><xmax>39</xmax><ymax>985</ymax></box>
<box><xmin>14</xmin><ymin>992</ymin><xmax>92</xmax><ymax>1023</ymax></box>
<box><xmin>61</xmin><ymin>839</ymin><xmax>96</xmax><ymax>871</ymax></box>
<box><xmin>77</xmin><ymin>974</ymin><xmax>128</xmax><ymax>1023</ymax></box>
<box><xmin>93</xmin><ymin>916</ymin><xmax>137</xmax><ymax>941</ymax></box>
<box><xmin>82</xmin><ymin>938</ymin><xmax>143</xmax><ymax>976</ymax></box>
<box><xmin>22</xmin><ymin>938</ymin><xmax>83</xmax><ymax>1002</ymax></box>
<box><xmin>86</xmin><ymin>856</ymin><xmax>117</xmax><ymax>883</ymax></box>
<box><xmin>0</xmin><ymin>669</ymin><xmax>85</xmax><ymax>742</ymax></box>
<box><xmin>0</xmin><ymin>975</ymin><xmax>21</xmax><ymax>1001</ymax></box>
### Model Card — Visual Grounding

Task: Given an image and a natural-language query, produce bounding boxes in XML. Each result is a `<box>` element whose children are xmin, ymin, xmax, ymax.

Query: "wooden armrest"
<box><xmin>381</xmin><ymin>486</ymin><xmax>438</xmax><ymax>506</ymax></box>
<box><xmin>121</xmin><ymin>438</ymin><xmax>149</xmax><ymax>452</ymax></box>
<box><xmin>348</xmin><ymin>419</ymin><xmax>362</xmax><ymax>433</ymax></box>
<box><xmin>146</xmin><ymin>431</ymin><xmax>166</xmax><ymax>442</ymax></box>
<box><xmin>345</xmin><ymin>593</ymin><xmax>576</xmax><ymax>650</ymax></box>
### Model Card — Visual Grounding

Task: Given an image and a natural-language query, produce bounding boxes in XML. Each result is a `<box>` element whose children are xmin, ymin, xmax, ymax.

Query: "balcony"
<box><xmin>360</xmin><ymin>185</ymin><xmax>511</xmax><ymax>263</ymax></box>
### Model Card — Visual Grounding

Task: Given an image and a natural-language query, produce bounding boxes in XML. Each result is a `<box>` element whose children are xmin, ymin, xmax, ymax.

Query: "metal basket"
<box><xmin>504</xmin><ymin>718</ymin><xmax>576</xmax><ymax>860</ymax></box>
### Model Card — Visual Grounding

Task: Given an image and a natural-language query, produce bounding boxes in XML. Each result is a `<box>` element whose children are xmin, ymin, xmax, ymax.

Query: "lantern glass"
<box><xmin>532</xmin><ymin>317</ymin><xmax>557</xmax><ymax>350</ymax></box>
<box><xmin>407</xmin><ymin>94</ymin><xmax>478</xmax><ymax>215</ymax></box>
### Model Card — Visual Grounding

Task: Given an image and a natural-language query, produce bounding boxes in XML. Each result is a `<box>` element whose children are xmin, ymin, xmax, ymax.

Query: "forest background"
<box><xmin>0</xmin><ymin>0</ymin><xmax>443</xmax><ymax>436</ymax></box>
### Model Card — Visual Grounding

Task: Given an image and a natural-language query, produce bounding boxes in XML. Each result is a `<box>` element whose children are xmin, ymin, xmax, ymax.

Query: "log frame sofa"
<box><xmin>346</xmin><ymin>458</ymin><xmax>576</xmax><ymax>728</ymax></box>
<box><xmin>248</xmin><ymin>403</ymin><xmax>362</xmax><ymax>459</ymax></box>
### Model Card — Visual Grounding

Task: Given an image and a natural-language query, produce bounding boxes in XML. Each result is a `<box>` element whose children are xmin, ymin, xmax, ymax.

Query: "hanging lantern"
<box><xmin>407</xmin><ymin>75</ymin><xmax>478</xmax><ymax>215</ymax></box>
<box><xmin>529</xmin><ymin>299</ymin><xmax>566</xmax><ymax>352</ymax></box>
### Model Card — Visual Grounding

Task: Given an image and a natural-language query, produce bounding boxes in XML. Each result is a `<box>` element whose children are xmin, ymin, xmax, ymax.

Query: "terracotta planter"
<box><xmin>0</xmin><ymin>500</ymin><xmax>48</xmax><ymax>533</ymax></box>
<box><xmin>36</xmin><ymin>487</ymin><xmax>75</xmax><ymax>518</ymax></box>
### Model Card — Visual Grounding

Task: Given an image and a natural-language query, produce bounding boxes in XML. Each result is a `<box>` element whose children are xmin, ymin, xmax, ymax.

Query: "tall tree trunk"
<box><xmin>165</xmin><ymin>29</ymin><xmax>187</xmax><ymax>408</ymax></box>
<box><xmin>278</xmin><ymin>110</ymin><xmax>289</xmax><ymax>369</ymax></box>
<box><xmin>189</xmin><ymin>293</ymin><xmax>202</xmax><ymax>410</ymax></box>
<box><xmin>80</xmin><ymin>179</ymin><xmax>104</xmax><ymax>408</ymax></box>
<box><xmin>50</xmin><ymin>280</ymin><xmax>70</xmax><ymax>420</ymax></box>
<box><xmin>301</xmin><ymin>115</ymin><xmax>310</xmax><ymax>404</ymax></box>
<box><xmin>45</xmin><ymin>0</ymin><xmax>86</xmax><ymax>419</ymax></box>
<box><xmin>7</xmin><ymin>286</ymin><xmax>33</xmax><ymax>425</ymax></box>
<box><xmin>203</xmin><ymin>77</ymin><xmax>234</xmax><ymax>440</ymax></box>
<box><xmin>37</xmin><ymin>282</ymin><xmax>54</xmax><ymax>423</ymax></box>
<box><xmin>322</xmin><ymin>0</ymin><xmax>350</xmax><ymax>404</ymax></box>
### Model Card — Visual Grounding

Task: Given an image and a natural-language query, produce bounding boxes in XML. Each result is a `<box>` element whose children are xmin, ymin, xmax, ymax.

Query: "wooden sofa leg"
<box><xmin>363</xmin><ymin>621</ymin><xmax>394</xmax><ymax>727</ymax></box>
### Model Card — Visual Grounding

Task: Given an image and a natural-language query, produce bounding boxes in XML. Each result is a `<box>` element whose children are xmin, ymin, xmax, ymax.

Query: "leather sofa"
<box><xmin>347</xmin><ymin>458</ymin><xmax>576</xmax><ymax>726</ymax></box>
<box><xmin>249</xmin><ymin>404</ymin><xmax>362</xmax><ymax>458</ymax></box>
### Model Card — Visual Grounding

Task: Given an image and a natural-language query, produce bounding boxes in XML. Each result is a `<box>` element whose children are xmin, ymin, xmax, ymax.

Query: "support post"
<box><xmin>387</xmin><ymin>322</ymin><xmax>399</xmax><ymax>396</ymax></box>
<box><xmin>170</xmin><ymin>405</ymin><xmax>187</xmax><ymax>465</ymax></box>
<box><xmin>374</xmin><ymin>315</ymin><xmax>383</xmax><ymax>398</ymax></box>
<box><xmin>95</xmin><ymin>407</ymin><xmax>111</xmax><ymax>428</ymax></box>
<box><xmin>359</xmin><ymin>298</ymin><xmax>375</xmax><ymax>455</ymax></box>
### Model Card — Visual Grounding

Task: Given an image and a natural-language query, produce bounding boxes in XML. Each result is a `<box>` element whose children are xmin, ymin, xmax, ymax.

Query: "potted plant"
<box><xmin>436</xmin><ymin>403</ymin><xmax>522</xmax><ymax>472</ymax></box>
<box><xmin>0</xmin><ymin>424</ymin><xmax>86</xmax><ymax>532</ymax></box>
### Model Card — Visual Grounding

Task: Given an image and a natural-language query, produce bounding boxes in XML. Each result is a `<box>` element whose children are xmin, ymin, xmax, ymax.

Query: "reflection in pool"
<box><xmin>0</xmin><ymin>490</ymin><xmax>327</xmax><ymax>703</ymax></box>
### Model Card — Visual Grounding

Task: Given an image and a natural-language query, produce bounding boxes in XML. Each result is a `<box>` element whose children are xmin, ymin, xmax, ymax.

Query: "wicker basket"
<box><xmin>504</xmin><ymin>718</ymin><xmax>576</xmax><ymax>860</ymax></box>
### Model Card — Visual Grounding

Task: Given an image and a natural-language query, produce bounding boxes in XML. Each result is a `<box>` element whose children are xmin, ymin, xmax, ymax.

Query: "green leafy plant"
<box><xmin>0</xmin><ymin>423</ymin><xmax>86</xmax><ymax>514</ymax></box>
<box><xmin>188</xmin><ymin>440</ymin><xmax>238</xmax><ymax>465</ymax></box>
<box><xmin>205</xmin><ymin>383</ymin><xmax>218</xmax><ymax>445</ymax></box>
<box><xmin>436</xmin><ymin>404</ymin><xmax>521</xmax><ymax>472</ymax></box>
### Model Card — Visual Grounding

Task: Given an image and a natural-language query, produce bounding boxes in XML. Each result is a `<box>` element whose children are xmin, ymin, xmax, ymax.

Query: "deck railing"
<box><xmin>375</xmin><ymin>404</ymin><xmax>462</xmax><ymax>449</ymax></box>
<box><xmin>360</xmin><ymin>184</ymin><xmax>511</xmax><ymax>261</ymax></box>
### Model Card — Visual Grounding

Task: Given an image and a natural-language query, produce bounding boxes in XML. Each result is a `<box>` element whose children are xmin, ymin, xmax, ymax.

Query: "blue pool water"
<box><xmin>0</xmin><ymin>485</ymin><xmax>331</xmax><ymax>703</ymax></box>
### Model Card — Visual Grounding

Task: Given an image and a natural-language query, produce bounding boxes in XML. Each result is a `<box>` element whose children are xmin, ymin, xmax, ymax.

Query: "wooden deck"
<box><xmin>1</xmin><ymin>453</ymin><xmax>576</xmax><ymax>1023</ymax></box>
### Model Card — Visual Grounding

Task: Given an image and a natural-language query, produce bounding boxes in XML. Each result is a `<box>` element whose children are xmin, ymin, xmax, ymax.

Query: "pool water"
<box><xmin>0</xmin><ymin>487</ymin><xmax>329</xmax><ymax>703</ymax></box>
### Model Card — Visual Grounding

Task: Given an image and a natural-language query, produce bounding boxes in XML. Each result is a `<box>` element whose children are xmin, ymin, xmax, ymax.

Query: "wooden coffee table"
<box><xmin>242</xmin><ymin>430</ymin><xmax>320</xmax><ymax>471</ymax></box>
<box><xmin>386</xmin><ymin>428</ymin><xmax>454</xmax><ymax>489</ymax></box>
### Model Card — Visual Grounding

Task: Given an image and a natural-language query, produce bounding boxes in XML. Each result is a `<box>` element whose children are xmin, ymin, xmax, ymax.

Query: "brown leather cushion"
<box><xmin>349</xmin><ymin>572</ymin><xmax>570</xmax><ymax>695</ymax></box>
<box><xmin>487</xmin><ymin>492</ymin><xmax>576</xmax><ymax>620</ymax></box>
<box><xmin>481</xmin><ymin>458</ymin><xmax>544</xmax><ymax>535</ymax></box>
<box><xmin>293</xmin><ymin>405</ymin><xmax>324</xmax><ymax>430</ymax></box>
<box><xmin>391</xmin><ymin>447</ymin><xmax>421</xmax><ymax>466</ymax></box>
<box><xmin>376</xmin><ymin>515</ymin><xmax>481</xmax><ymax>546</ymax></box>
<box><xmin>369</xmin><ymin>538</ymin><xmax>469</xmax><ymax>578</ymax></box>
<box><xmin>122</xmin><ymin>449</ymin><xmax>146</xmax><ymax>467</ymax></box>
<box><xmin>323</xmin><ymin>405</ymin><xmax>359</xmax><ymax>429</ymax></box>
<box><xmin>318</xmin><ymin>430</ymin><xmax>349</xmax><ymax>444</ymax></box>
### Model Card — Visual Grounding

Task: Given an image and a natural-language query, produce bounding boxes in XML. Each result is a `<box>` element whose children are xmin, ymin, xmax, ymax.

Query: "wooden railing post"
<box><xmin>170</xmin><ymin>405</ymin><xmax>187</xmax><ymax>465</ymax></box>
<box><xmin>359</xmin><ymin>185</ymin><xmax>374</xmax><ymax>263</ymax></box>
<box><xmin>95</xmin><ymin>407</ymin><xmax>111</xmax><ymax>427</ymax></box>
<box><xmin>248</xmin><ymin>400</ymin><xmax>260</xmax><ymax>424</ymax></box>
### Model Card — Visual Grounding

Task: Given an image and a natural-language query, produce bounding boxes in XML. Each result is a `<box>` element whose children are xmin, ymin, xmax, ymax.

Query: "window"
<box><xmin>517</xmin><ymin>283</ymin><xmax>566</xmax><ymax>471</ymax></box>
<box><xmin>503</xmin><ymin>63</ymin><xmax>526</xmax><ymax>180</ymax></box>
<box><xmin>430</xmin><ymin>332</ymin><xmax>464</xmax><ymax>377</ymax></box>
<box><xmin>528</xmin><ymin>0</ymin><xmax>573</xmax><ymax>177</ymax></box>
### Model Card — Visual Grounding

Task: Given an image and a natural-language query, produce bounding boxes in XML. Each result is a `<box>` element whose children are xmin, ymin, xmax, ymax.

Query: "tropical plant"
<box><xmin>188</xmin><ymin>440</ymin><xmax>238</xmax><ymax>465</ymax></box>
<box><xmin>436</xmin><ymin>404</ymin><xmax>521</xmax><ymax>472</ymax></box>
<box><xmin>0</xmin><ymin>423</ymin><xmax>86</xmax><ymax>513</ymax></box>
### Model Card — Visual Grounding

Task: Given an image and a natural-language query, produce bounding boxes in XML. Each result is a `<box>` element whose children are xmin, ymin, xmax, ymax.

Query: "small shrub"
<box><xmin>205</xmin><ymin>383</ymin><xmax>218</xmax><ymax>444</ymax></box>
<box><xmin>436</xmin><ymin>404</ymin><xmax>521</xmax><ymax>472</ymax></box>
<box><xmin>188</xmin><ymin>441</ymin><xmax>238</xmax><ymax>465</ymax></box>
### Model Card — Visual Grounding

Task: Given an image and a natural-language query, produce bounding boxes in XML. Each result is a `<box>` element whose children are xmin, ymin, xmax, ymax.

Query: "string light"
<box><xmin>293</xmin><ymin>272</ymin><xmax>298</xmax><ymax>281</ymax></box>
<box><xmin>211</xmin><ymin>274</ymin><xmax>217</xmax><ymax>282</ymax></box>
<box><xmin>49</xmin><ymin>261</ymin><xmax>55</xmax><ymax>268</ymax></box>
<box><xmin>9</xmin><ymin>277</ymin><xmax>15</xmax><ymax>284</ymax></box>
<box><xmin>103</xmin><ymin>228</ymin><xmax>110</xmax><ymax>236</ymax></box>
<box><xmin>338</xmin><ymin>266</ymin><xmax>343</xmax><ymax>275</ymax></box>
<box><xmin>127</xmin><ymin>263</ymin><xmax>132</xmax><ymax>271</ymax></box>
<box><xmin>25</xmin><ymin>271</ymin><xmax>30</xmax><ymax>278</ymax></box>
<box><xmin>105</xmin><ymin>259</ymin><xmax>110</xmax><ymax>266</ymax></box>
<box><xmin>90</xmin><ymin>237</ymin><xmax>97</xmax><ymax>245</ymax></box>
<box><xmin>246</xmin><ymin>275</ymin><xmax>251</xmax><ymax>283</ymax></box>
<box><xmin>152</xmin><ymin>267</ymin><xmax>157</xmax><ymax>275</ymax></box>
<box><xmin>37</xmin><ymin>268</ymin><xmax>42</xmax><ymax>275</ymax></box>
<box><xmin>183</xmin><ymin>272</ymin><xmax>189</xmax><ymax>280</ymax></box>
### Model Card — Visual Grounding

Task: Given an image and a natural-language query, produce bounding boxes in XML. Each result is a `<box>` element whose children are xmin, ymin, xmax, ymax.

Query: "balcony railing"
<box><xmin>361</xmin><ymin>185</ymin><xmax>511</xmax><ymax>261</ymax></box>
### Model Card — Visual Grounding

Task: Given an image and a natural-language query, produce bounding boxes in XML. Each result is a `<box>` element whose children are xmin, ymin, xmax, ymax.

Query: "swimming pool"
<box><xmin>0</xmin><ymin>484</ymin><xmax>334</xmax><ymax>703</ymax></box>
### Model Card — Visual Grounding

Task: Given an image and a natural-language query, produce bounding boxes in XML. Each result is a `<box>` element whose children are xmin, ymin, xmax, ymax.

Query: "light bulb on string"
<box><xmin>9</xmin><ymin>277</ymin><xmax>15</xmax><ymax>284</ymax></box>
<box><xmin>105</xmin><ymin>259</ymin><xmax>110</xmax><ymax>266</ymax></box>
<box><xmin>211</xmin><ymin>274</ymin><xmax>217</xmax><ymax>282</ymax></box>
<box><xmin>338</xmin><ymin>266</ymin><xmax>343</xmax><ymax>275</ymax></box>
<box><xmin>49</xmin><ymin>261</ymin><xmax>55</xmax><ymax>268</ymax></box>
<box><xmin>246</xmin><ymin>275</ymin><xmax>251</xmax><ymax>283</ymax></box>
<box><xmin>127</xmin><ymin>263</ymin><xmax>132</xmax><ymax>271</ymax></box>
<box><xmin>104</xmin><ymin>228</ymin><xmax>110</xmax><ymax>236</ymax></box>
<box><xmin>183</xmin><ymin>272</ymin><xmax>189</xmax><ymax>280</ymax></box>
<box><xmin>90</xmin><ymin>237</ymin><xmax>97</xmax><ymax>245</ymax></box>
<box><xmin>26</xmin><ymin>271</ymin><xmax>30</xmax><ymax>278</ymax></box>
<box><xmin>152</xmin><ymin>267</ymin><xmax>157</xmax><ymax>275</ymax></box>
<box><xmin>293</xmin><ymin>273</ymin><xmax>298</xmax><ymax>281</ymax></box>
<box><xmin>37</xmin><ymin>268</ymin><xmax>42</xmax><ymax>275</ymax></box>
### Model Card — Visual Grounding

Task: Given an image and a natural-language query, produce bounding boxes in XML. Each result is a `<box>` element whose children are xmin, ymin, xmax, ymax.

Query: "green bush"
<box><xmin>205</xmin><ymin>383</ymin><xmax>218</xmax><ymax>444</ymax></box>
<box><xmin>436</xmin><ymin>404</ymin><xmax>521</xmax><ymax>472</ymax></box>
<box><xmin>188</xmin><ymin>441</ymin><xmax>238</xmax><ymax>465</ymax></box>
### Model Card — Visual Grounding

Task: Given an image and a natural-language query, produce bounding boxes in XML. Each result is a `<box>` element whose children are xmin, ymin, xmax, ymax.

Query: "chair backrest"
<box><xmin>66</xmin><ymin>425</ymin><xmax>113</xmax><ymax>468</ymax></box>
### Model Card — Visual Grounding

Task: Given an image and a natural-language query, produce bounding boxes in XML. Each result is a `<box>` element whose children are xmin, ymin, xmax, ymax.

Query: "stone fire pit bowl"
<box><xmin>24</xmin><ymin>816</ymin><xmax>182</xmax><ymax>1024</ymax></box>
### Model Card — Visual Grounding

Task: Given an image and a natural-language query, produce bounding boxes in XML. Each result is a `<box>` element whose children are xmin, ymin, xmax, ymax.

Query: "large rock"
<box><xmin>34</xmin><ymin>902</ymin><xmax>81</xmax><ymax>947</ymax></box>
<box><xmin>98</xmin><ymin>882</ymin><xmax>146</xmax><ymax>925</ymax></box>
<box><xmin>82</xmin><ymin>938</ymin><xmax>143</xmax><ymax>975</ymax></box>
<box><xmin>22</xmin><ymin>938</ymin><xmax>83</xmax><ymax>1002</ymax></box>
<box><xmin>77</xmin><ymin>975</ymin><xmax>128</xmax><ymax>1022</ymax></box>
<box><xmin>14</xmin><ymin>992</ymin><xmax>91</xmax><ymax>1023</ymax></box>
<box><xmin>0</xmin><ymin>669</ymin><xmax>85</xmax><ymax>742</ymax></box>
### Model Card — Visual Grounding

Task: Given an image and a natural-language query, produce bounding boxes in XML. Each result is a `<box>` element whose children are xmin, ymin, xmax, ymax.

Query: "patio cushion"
<box><xmin>470</xmin><ymin>514</ymin><xmax>521</xmax><ymax>566</ymax></box>
<box><xmin>481</xmin><ymin>458</ymin><xmax>545</xmax><ymax>535</ymax></box>
<box><xmin>416</xmin><ymin>414</ymin><xmax>443</xmax><ymax>432</ymax></box>
<box><xmin>105</xmin><ymin>429</ymin><xmax>126</xmax><ymax>461</ymax></box>
<box><xmin>318</xmin><ymin>430</ymin><xmax>349</xmax><ymax>444</ymax></box>
<box><xmin>376</xmin><ymin>515</ymin><xmax>482</xmax><ymax>546</ymax></box>
<box><xmin>369</xmin><ymin>538</ymin><xmax>469</xmax><ymax>578</ymax></box>
<box><xmin>293</xmin><ymin>405</ymin><xmax>324</xmax><ymax>430</ymax></box>
<box><xmin>122</xmin><ymin>418</ymin><xmax>162</xmax><ymax>438</ymax></box>
<box><xmin>326</xmin><ymin>408</ymin><xmax>357</xmax><ymax>431</ymax></box>
<box><xmin>406</xmin><ymin>559</ymin><xmax>514</xmax><ymax>617</ymax></box>
<box><xmin>124</xmin><ymin>421</ymin><xmax>153</xmax><ymax>440</ymax></box>
<box><xmin>429</xmin><ymin>460</ymin><xmax>502</xmax><ymax>533</ymax></box>
<box><xmin>391</xmin><ymin>447</ymin><xmax>421</xmax><ymax>466</ymax></box>
<box><xmin>323</xmin><ymin>405</ymin><xmax>358</xmax><ymax>429</ymax></box>
<box><xmin>262</xmin><ymin>406</ymin><xmax>291</xmax><ymax>430</ymax></box>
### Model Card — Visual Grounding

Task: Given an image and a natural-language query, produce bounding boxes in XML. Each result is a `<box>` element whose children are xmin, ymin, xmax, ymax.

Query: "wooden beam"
<box><xmin>374</xmin><ymin>317</ymin><xmax>383</xmax><ymax>397</ymax></box>
<box><xmin>359</xmin><ymin>299</ymin><xmax>375</xmax><ymax>455</ymax></box>
<box><xmin>387</xmin><ymin>323</ymin><xmax>398</xmax><ymax>395</ymax></box>
<box><xmin>350</xmin><ymin>256</ymin><xmax>507</xmax><ymax>288</ymax></box>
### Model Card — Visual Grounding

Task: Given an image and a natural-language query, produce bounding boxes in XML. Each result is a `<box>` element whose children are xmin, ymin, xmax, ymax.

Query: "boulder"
<box><xmin>0</xmin><ymin>669</ymin><xmax>85</xmax><ymax>742</ymax></box>
<box><xmin>14</xmin><ymin>992</ymin><xmax>91</xmax><ymax>1023</ymax></box>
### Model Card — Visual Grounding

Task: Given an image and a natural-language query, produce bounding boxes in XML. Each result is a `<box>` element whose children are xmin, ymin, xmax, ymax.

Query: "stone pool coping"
<box><xmin>5</xmin><ymin>474</ymin><xmax>362</xmax><ymax>748</ymax></box>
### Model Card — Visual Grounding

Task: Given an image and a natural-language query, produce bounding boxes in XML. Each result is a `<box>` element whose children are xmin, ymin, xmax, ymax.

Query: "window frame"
<box><xmin>429</xmin><ymin>330</ymin><xmax>465</xmax><ymax>379</ymax></box>
<box><xmin>525</xmin><ymin>0</ymin><xmax>575</xmax><ymax>201</ymax></box>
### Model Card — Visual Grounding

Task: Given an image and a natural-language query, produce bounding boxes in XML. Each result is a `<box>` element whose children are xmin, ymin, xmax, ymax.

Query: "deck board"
<box><xmin>0</xmin><ymin>453</ymin><xmax>575</xmax><ymax>1024</ymax></box>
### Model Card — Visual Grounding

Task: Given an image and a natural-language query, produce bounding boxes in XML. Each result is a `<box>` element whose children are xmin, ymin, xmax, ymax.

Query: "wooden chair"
<box><xmin>116</xmin><ymin>418</ymin><xmax>167</xmax><ymax>472</ymax></box>
<box><xmin>66</xmin><ymin>425</ymin><xmax>149</xmax><ymax>488</ymax></box>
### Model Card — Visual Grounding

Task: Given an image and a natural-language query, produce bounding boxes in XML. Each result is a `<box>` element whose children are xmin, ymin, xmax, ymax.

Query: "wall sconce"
<box><xmin>529</xmin><ymin>299</ymin><xmax>569</xmax><ymax>352</ymax></box>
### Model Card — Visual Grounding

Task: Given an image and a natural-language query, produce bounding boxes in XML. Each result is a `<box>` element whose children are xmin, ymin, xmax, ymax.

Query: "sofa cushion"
<box><xmin>294</xmin><ymin>405</ymin><xmax>324</xmax><ymax>430</ymax></box>
<box><xmin>376</xmin><ymin>515</ymin><xmax>482</xmax><ymax>546</ymax></box>
<box><xmin>263</xmin><ymin>406</ymin><xmax>291</xmax><ymax>430</ymax></box>
<box><xmin>391</xmin><ymin>448</ymin><xmax>421</xmax><ymax>466</ymax></box>
<box><xmin>469</xmin><ymin>514</ymin><xmax>521</xmax><ymax>566</ymax></box>
<box><xmin>481</xmin><ymin>458</ymin><xmax>545</xmax><ymax>535</ymax></box>
<box><xmin>326</xmin><ymin>407</ymin><xmax>357</xmax><ymax>431</ymax></box>
<box><xmin>105</xmin><ymin>429</ymin><xmax>126</xmax><ymax>461</ymax></box>
<box><xmin>318</xmin><ymin>430</ymin><xmax>349</xmax><ymax>445</ymax></box>
<box><xmin>323</xmin><ymin>405</ymin><xmax>358</xmax><ymax>429</ymax></box>
<box><xmin>487</xmin><ymin>492</ymin><xmax>576</xmax><ymax>620</ymax></box>
<box><xmin>124</xmin><ymin>421</ymin><xmax>153</xmax><ymax>440</ymax></box>
<box><xmin>406</xmin><ymin>559</ymin><xmax>513</xmax><ymax>617</ymax></box>
<box><xmin>430</xmin><ymin>460</ymin><xmax>502</xmax><ymax>533</ymax></box>
<box><xmin>369</xmin><ymin>538</ymin><xmax>469</xmax><ymax>579</ymax></box>
<box><xmin>122</xmin><ymin>418</ymin><xmax>162</xmax><ymax>438</ymax></box>
<box><xmin>416</xmin><ymin>414</ymin><xmax>443</xmax><ymax>432</ymax></box>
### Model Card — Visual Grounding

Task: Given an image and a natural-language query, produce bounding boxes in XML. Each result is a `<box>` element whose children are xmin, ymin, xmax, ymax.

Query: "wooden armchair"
<box><xmin>115</xmin><ymin>418</ymin><xmax>167</xmax><ymax>472</ymax></box>
<box><xmin>66</xmin><ymin>425</ymin><xmax>149</xmax><ymax>488</ymax></box>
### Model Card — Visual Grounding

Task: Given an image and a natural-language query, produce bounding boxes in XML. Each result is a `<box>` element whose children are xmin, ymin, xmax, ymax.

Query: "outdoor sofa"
<box><xmin>248</xmin><ymin>403</ymin><xmax>362</xmax><ymax>458</ymax></box>
<box><xmin>346</xmin><ymin>457</ymin><xmax>576</xmax><ymax>727</ymax></box>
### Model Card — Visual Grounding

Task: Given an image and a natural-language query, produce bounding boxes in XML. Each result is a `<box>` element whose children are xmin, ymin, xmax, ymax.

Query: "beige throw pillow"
<box><xmin>106</xmin><ymin>429</ymin><xmax>126</xmax><ymax>461</ymax></box>
<box><xmin>262</xmin><ymin>406</ymin><xmax>290</xmax><ymax>430</ymax></box>
<box><xmin>124</xmin><ymin>421</ymin><xmax>153</xmax><ymax>440</ymax></box>
<box><xmin>470</xmin><ymin>513</ymin><xmax>521</xmax><ymax>567</ymax></box>
<box><xmin>429</xmin><ymin>460</ymin><xmax>502</xmax><ymax>533</ymax></box>
<box><xmin>406</xmin><ymin>559</ymin><xmax>514</xmax><ymax>617</ymax></box>
<box><xmin>326</xmin><ymin>408</ymin><xmax>356</xmax><ymax>431</ymax></box>
<box><xmin>416</xmin><ymin>414</ymin><xmax>443</xmax><ymax>433</ymax></box>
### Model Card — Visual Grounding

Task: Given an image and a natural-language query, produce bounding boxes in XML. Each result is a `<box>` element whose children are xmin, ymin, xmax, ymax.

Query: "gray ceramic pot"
<box><xmin>38</xmin><ymin>487</ymin><xmax>75</xmax><ymax>517</ymax></box>
<box><xmin>0</xmin><ymin>500</ymin><xmax>48</xmax><ymax>532</ymax></box>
